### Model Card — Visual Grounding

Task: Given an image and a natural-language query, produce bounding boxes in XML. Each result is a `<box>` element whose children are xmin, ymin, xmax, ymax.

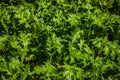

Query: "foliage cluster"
<box><xmin>0</xmin><ymin>0</ymin><xmax>120</xmax><ymax>80</ymax></box>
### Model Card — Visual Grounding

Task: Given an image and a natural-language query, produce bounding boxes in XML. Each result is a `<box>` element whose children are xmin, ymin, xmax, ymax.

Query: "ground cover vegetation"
<box><xmin>0</xmin><ymin>0</ymin><xmax>120</xmax><ymax>80</ymax></box>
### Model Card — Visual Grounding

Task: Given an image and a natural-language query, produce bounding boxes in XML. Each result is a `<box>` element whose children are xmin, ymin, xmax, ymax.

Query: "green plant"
<box><xmin>0</xmin><ymin>0</ymin><xmax>120</xmax><ymax>80</ymax></box>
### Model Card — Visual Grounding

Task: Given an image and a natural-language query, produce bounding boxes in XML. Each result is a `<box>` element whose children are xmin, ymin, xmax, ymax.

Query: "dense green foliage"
<box><xmin>0</xmin><ymin>0</ymin><xmax>120</xmax><ymax>80</ymax></box>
